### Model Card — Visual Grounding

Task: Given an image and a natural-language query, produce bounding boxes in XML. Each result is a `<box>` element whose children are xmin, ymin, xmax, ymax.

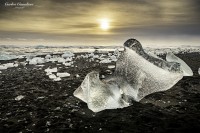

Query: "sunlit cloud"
<box><xmin>0</xmin><ymin>0</ymin><xmax>199</xmax><ymax>46</ymax></box>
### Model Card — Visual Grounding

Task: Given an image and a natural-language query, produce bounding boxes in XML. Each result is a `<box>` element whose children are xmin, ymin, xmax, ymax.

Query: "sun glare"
<box><xmin>100</xmin><ymin>18</ymin><xmax>110</xmax><ymax>31</ymax></box>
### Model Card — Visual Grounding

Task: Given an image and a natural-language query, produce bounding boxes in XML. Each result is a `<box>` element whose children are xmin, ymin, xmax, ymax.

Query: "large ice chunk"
<box><xmin>166</xmin><ymin>52</ymin><xmax>193</xmax><ymax>76</ymax></box>
<box><xmin>74</xmin><ymin>38</ymin><xmax>184</xmax><ymax>112</ymax></box>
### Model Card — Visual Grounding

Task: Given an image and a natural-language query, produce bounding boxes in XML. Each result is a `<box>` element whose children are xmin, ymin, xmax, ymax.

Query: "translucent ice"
<box><xmin>74</xmin><ymin>71</ymin><xmax>129</xmax><ymax>112</ymax></box>
<box><xmin>74</xmin><ymin>38</ymin><xmax>184</xmax><ymax>112</ymax></box>
<box><xmin>166</xmin><ymin>52</ymin><xmax>193</xmax><ymax>76</ymax></box>
<box><xmin>114</xmin><ymin>39</ymin><xmax>183</xmax><ymax>101</ymax></box>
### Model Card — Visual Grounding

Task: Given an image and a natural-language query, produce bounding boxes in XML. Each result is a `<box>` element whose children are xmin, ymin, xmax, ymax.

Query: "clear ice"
<box><xmin>74</xmin><ymin>38</ymin><xmax>186</xmax><ymax>112</ymax></box>
<box><xmin>166</xmin><ymin>52</ymin><xmax>193</xmax><ymax>76</ymax></box>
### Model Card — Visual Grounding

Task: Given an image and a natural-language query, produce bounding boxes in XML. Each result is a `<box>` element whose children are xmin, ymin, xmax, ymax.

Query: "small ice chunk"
<box><xmin>88</xmin><ymin>52</ymin><xmax>94</xmax><ymax>57</ymax></box>
<box><xmin>13</xmin><ymin>63</ymin><xmax>18</xmax><ymax>67</ymax></box>
<box><xmin>46</xmin><ymin>121</ymin><xmax>51</xmax><ymax>126</ymax></box>
<box><xmin>57</xmin><ymin>57</ymin><xmax>65</xmax><ymax>63</ymax></box>
<box><xmin>100</xmin><ymin>59</ymin><xmax>111</xmax><ymax>63</ymax></box>
<box><xmin>45</xmin><ymin>67</ymin><xmax>57</xmax><ymax>73</ymax></box>
<box><xmin>0</xmin><ymin>71</ymin><xmax>2</xmax><ymax>73</ymax></box>
<box><xmin>76</xmin><ymin>74</ymin><xmax>80</xmax><ymax>78</ymax></box>
<box><xmin>19</xmin><ymin>62</ymin><xmax>27</xmax><ymax>66</ymax></box>
<box><xmin>54</xmin><ymin>107</ymin><xmax>61</xmax><ymax>110</ymax></box>
<box><xmin>93</xmin><ymin>55</ymin><xmax>99</xmax><ymax>59</ymax></box>
<box><xmin>62</xmin><ymin>51</ymin><xmax>74</xmax><ymax>58</ymax></box>
<box><xmin>0</xmin><ymin>65</ymin><xmax>7</xmax><ymax>70</ymax></box>
<box><xmin>0</xmin><ymin>63</ymin><xmax>19</xmax><ymax>69</ymax></box>
<box><xmin>57</xmin><ymin>72</ymin><xmax>70</xmax><ymax>77</ymax></box>
<box><xmin>65</xmin><ymin>57</ymin><xmax>73</xmax><ymax>62</ymax></box>
<box><xmin>166</xmin><ymin>52</ymin><xmax>193</xmax><ymax>76</ymax></box>
<box><xmin>37</xmin><ymin>96</ymin><xmax>45</xmax><ymax>99</ymax></box>
<box><xmin>49</xmin><ymin>74</ymin><xmax>57</xmax><ymax>79</ymax></box>
<box><xmin>110</xmin><ymin>55</ymin><xmax>118</xmax><ymax>62</ymax></box>
<box><xmin>45</xmin><ymin>54</ymin><xmax>51</xmax><ymax>59</ymax></box>
<box><xmin>15</xmin><ymin>95</ymin><xmax>24</xmax><ymax>101</ymax></box>
<box><xmin>108</xmin><ymin>65</ymin><xmax>115</xmax><ymax>69</ymax></box>
<box><xmin>46</xmin><ymin>71</ymin><xmax>52</xmax><ymax>75</ymax></box>
<box><xmin>63</xmin><ymin>62</ymin><xmax>71</xmax><ymax>67</ymax></box>
<box><xmin>53</xmin><ymin>77</ymin><xmax>61</xmax><ymax>81</ymax></box>
<box><xmin>198</xmin><ymin>68</ymin><xmax>200</xmax><ymax>75</ymax></box>
<box><xmin>5</xmin><ymin>63</ymin><xmax>14</xmax><ymax>68</ymax></box>
<box><xmin>29</xmin><ymin>57</ymin><xmax>45</xmax><ymax>65</ymax></box>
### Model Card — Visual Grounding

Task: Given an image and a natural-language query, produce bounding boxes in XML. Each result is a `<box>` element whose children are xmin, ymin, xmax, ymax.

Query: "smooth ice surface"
<box><xmin>166</xmin><ymin>52</ymin><xmax>193</xmax><ymax>76</ymax></box>
<box><xmin>74</xmin><ymin>38</ymin><xmax>185</xmax><ymax>112</ymax></box>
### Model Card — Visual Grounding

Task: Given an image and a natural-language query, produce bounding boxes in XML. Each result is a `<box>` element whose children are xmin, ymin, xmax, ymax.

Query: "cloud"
<box><xmin>0</xmin><ymin>0</ymin><xmax>199</xmax><ymax>46</ymax></box>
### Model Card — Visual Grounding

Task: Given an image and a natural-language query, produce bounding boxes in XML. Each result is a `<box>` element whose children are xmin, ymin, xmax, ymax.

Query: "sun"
<box><xmin>100</xmin><ymin>18</ymin><xmax>110</xmax><ymax>31</ymax></box>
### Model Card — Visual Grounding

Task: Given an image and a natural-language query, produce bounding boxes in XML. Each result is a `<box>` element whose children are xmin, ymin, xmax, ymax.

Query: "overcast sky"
<box><xmin>0</xmin><ymin>0</ymin><xmax>200</xmax><ymax>47</ymax></box>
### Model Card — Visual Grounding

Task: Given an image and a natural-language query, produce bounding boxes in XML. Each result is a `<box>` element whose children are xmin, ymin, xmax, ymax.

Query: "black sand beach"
<box><xmin>0</xmin><ymin>52</ymin><xmax>200</xmax><ymax>133</ymax></box>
